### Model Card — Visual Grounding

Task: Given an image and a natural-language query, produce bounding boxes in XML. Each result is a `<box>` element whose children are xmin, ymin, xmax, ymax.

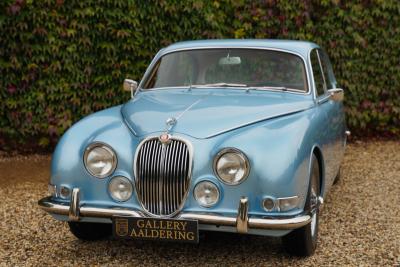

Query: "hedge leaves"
<box><xmin>1</xmin><ymin>0</ymin><xmax>399</xmax><ymax>150</ymax></box>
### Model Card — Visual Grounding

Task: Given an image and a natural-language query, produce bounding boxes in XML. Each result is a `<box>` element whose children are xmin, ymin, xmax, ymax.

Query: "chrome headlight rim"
<box><xmin>193</xmin><ymin>180</ymin><xmax>220</xmax><ymax>208</ymax></box>
<box><xmin>108</xmin><ymin>176</ymin><xmax>133</xmax><ymax>202</ymax></box>
<box><xmin>83</xmin><ymin>142</ymin><xmax>117</xmax><ymax>179</ymax></box>
<box><xmin>213</xmin><ymin>147</ymin><xmax>250</xmax><ymax>185</ymax></box>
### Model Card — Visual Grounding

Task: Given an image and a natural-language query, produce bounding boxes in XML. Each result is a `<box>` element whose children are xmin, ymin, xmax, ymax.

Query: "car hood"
<box><xmin>121</xmin><ymin>89</ymin><xmax>314</xmax><ymax>139</ymax></box>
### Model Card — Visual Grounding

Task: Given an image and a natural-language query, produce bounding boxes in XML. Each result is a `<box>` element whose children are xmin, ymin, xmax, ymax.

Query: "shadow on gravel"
<box><xmin>66</xmin><ymin>231</ymin><xmax>291</xmax><ymax>264</ymax></box>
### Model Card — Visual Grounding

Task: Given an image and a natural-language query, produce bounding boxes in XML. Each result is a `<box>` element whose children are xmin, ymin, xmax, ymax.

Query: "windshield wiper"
<box><xmin>191</xmin><ymin>82</ymin><xmax>248</xmax><ymax>88</ymax></box>
<box><xmin>188</xmin><ymin>83</ymin><xmax>299</xmax><ymax>92</ymax></box>
<box><xmin>246</xmin><ymin>86</ymin><xmax>292</xmax><ymax>92</ymax></box>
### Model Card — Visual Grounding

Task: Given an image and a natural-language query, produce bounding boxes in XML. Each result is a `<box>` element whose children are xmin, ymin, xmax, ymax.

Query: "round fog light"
<box><xmin>108</xmin><ymin>176</ymin><xmax>133</xmax><ymax>202</ymax></box>
<box><xmin>194</xmin><ymin>181</ymin><xmax>219</xmax><ymax>207</ymax></box>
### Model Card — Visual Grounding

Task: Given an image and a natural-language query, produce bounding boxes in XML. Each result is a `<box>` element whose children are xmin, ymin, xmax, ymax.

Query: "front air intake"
<box><xmin>134</xmin><ymin>137</ymin><xmax>192</xmax><ymax>216</ymax></box>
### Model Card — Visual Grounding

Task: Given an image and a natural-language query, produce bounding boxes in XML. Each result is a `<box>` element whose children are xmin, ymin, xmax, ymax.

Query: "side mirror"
<box><xmin>328</xmin><ymin>88</ymin><xmax>344</xmax><ymax>102</ymax></box>
<box><xmin>123</xmin><ymin>79</ymin><xmax>138</xmax><ymax>98</ymax></box>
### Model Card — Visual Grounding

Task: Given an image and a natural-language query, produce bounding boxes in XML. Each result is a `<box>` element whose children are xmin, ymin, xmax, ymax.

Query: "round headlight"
<box><xmin>214</xmin><ymin>148</ymin><xmax>250</xmax><ymax>185</ymax></box>
<box><xmin>108</xmin><ymin>176</ymin><xmax>133</xmax><ymax>202</ymax></box>
<box><xmin>84</xmin><ymin>143</ymin><xmax>117</xmax><ymax>178</ymax></box>
<box><xmin>194</xmin><ymin>181</ymin><xmax>220</xmax><ymax>207</ymax></box>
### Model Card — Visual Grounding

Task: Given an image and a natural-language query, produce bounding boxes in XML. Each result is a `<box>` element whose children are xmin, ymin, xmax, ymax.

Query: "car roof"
<box><xmin>161</xmin><ymin>39</ymin><xmax>320</xmax><ymax>58</ymax></box>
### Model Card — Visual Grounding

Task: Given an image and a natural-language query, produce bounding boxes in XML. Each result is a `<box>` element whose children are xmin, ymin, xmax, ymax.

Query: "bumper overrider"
<box><xmin>38</xmin><ymin>188</ymin><xmax>314</xmax><ymax>233</ymax></box>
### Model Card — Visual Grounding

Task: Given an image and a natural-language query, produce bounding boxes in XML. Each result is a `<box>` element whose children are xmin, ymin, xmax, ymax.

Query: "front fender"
<box><xmin>192</xmin><ymin>107</ymin><xmax>320</xmax><ymax>216</ymax></box>
<box><xmin>50</xmin><ymin>105</ymin><xmax>142</xmax><ymax>209</ymax></box>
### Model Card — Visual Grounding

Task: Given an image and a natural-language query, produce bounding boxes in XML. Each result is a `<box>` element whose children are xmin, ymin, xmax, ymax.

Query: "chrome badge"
<box><xmin>159</xmin><ymin>133</ymin><xmax>171</xmax><ymax>144</ymax></box>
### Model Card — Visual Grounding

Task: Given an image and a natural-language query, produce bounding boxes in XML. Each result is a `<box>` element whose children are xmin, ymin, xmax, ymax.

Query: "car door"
<box><xmin>318</xmin><ymin>49</ymin><xmax>346</xmax><ymax>181</ymax></box>
<box><xmin>310</xmin><ymin>48</ymin><xmax>336</xmax><ymax>191</ymax></box>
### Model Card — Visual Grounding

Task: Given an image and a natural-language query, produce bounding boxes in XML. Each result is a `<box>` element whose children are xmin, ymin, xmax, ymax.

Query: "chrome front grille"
<box><xmin>135</xmin><ymin>137</ymin><xmax>192</xmax><ymax>216</ymax></box>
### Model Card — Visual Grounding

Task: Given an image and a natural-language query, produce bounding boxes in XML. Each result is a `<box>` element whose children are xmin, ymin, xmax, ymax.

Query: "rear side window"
<box><xmin>310</xmin><ymin>49</ymin><xmax>326</xmax><ymax>96</ymax></box>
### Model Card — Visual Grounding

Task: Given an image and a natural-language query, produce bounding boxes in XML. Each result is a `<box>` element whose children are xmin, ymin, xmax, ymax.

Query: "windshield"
<box><xmin>142</xmin><ymin>48</ymin><xmax>308</xmax><ymax>92</ymax></box>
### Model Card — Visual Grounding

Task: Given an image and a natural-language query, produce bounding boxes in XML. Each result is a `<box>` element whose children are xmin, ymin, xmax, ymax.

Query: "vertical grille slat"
<box><xmin>144</xmin><ymin>143</ymin><xmax>152</xmax><ymax>214</ymax></box>
<box><xmin>148</xmin><ymin>141</ymin><xmax>154</xmax><ymax>213</ymax></box>
<box><xmin>135</xmin><ymin>137</ymin><xmax>191</xmax><ymax>216</ymax></box>
<box><xmin>174</xmin><ymin>142</ymin><xmax>179</xmax><ymax>212</ymax></box>
<box><xmin>166</xmin><ymin>144</ymin><xmax>173</xmax><ymax>214</ymax></box>
<box><xmin>155</xmin><ymin>140</ymin><xmax>159</xmax><ymax>214</ymax></box>
<box><xmin>170</xmin><ymin>142</ymin><xmax>176</xmax><ymax>213</ymax></box>
<box><xmin>151</xmin><ymin>140</ymin><xmax>158</xmax><ymax>214</ymax></box>
<box><xmin>176</xmin><ymin>142</ymin><xmax>183</xmax><ymax>211</ymax></box>
<box><xmin>143</xmin><ymin>142</ymin><xmax>150</xmax><ymax>208</ymax></box>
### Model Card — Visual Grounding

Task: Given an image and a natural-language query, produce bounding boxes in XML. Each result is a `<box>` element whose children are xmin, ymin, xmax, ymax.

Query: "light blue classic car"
<box><xmin>39</xmin><ymin>39</ymin><xmax>348</xmax><ymax>256</ymax></box>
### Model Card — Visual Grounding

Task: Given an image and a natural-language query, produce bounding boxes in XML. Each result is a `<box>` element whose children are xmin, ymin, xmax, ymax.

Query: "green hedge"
<box><xmin>1</xmin><ymin>0</ymin><xmax>399</xmax><ymax>150</ymax></box>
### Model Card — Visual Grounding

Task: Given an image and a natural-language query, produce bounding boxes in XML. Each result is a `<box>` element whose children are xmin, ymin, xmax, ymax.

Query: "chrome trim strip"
<box><xmin>308</xmin><ymin>48</ymin><xmax>319</xmax><ymax>102</ymax></box>
<box><xmin>316</xmin><ymin>49</ymin><xmax>328</xmax><ymax>92</ymax></box>
<box><xmin>68</xmin><ymin>188</ymin><xmax>80</xmax><ymax>221</ymax></box>
<box><xmin>38</xmin><ymin>196</ymin><xmax>311</xmax><ymax>230</ymax></box>
<box><xmin>248</xmin><ymin>215</ymin><xmax>310</xmax><ymax>230</ymax></box>
<box><xmin>138</xmin><ymin>46</ymin><xmax>312</xmax><ymax>96</ymax></box>
<box><xmin>133</xmin><ymin>135</ymin><xmax>194</xmax><ymax>218</ymax></box>
<box><xmin>317</xmin><ymin>94</ymin><xmax>331</xmax><ymax>104</ymax></box>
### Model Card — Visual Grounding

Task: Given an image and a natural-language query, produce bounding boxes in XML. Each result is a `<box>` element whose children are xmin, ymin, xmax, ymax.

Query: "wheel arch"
<box><xmin>310</xmin><ymin>145</ymin><xmax>325</xmax><ymax>197</ymax></box>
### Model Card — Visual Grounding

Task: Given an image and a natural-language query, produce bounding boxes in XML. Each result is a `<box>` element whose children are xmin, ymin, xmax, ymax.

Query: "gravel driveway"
<box><xmin>0</xmin><ymin>141</ymin><xmax>399</xmax><ymax>266</ymax></box>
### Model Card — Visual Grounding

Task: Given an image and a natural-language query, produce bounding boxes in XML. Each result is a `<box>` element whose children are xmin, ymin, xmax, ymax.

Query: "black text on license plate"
<box><xmin>112</xmin><ymin>217</ymin><xmax>199</xmax><ymax>243</ymax></box>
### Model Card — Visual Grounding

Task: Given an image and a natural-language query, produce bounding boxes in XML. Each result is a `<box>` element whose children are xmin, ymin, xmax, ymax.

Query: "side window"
<box><xmin>310</xmin><ymin>49</ymin><xmax>326</xmax><ymax>96</ymax></box>
<box><xmin>319</xmin><ymin>50</ymin><xmax>337</xmax><ymax>90</ymax></box>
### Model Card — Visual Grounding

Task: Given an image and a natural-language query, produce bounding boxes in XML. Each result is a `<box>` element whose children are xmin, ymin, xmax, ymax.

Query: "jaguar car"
<box><xmin>38</xmin><ymin>39</ymin><xmax>348</xmax><ymax>256</ymax></box>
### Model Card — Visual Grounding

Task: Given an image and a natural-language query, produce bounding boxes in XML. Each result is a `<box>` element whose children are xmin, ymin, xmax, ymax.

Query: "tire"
<box><xmin>333</xmin><ymin>167</ymin><xmax>341</xmax><ymax>185</ymax></box>
<box><xmin>282</xmin><ymin>154</ymin><xmax>320</xmax><ymax>257</ymax></box>
<box><xmin>68</xmin><ymin>222</ymin><xmax>112</xmax><ymax>241</ymax></box>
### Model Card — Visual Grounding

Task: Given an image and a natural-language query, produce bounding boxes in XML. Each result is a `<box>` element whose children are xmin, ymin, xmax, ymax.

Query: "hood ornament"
<box><xmin>159</xmin><ymin>117</ymin><xmax>176</xmax><ymax>145</ymax></box>
<box><xmin>165</xmin><ymin>117</ymin><xmax>177</xmax><ymax>132</ymax></box>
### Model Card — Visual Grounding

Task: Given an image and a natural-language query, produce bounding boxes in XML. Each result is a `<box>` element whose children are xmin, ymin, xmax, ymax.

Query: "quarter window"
<box><xmin>319</xmin><ymin>50</ymin><xmax>337</xmax><ymax>90</ymax></box>
<box><xmin>310</xmin><ymin>49</ymin><xmax>326</xmax><ymax>96</ymax></box>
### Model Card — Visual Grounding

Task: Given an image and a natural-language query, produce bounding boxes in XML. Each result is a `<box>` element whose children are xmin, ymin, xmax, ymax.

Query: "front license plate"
<box><xmin>112</xmin><ymin>217</ymin><xmax>199</xmax><ymax>243</ymax></box>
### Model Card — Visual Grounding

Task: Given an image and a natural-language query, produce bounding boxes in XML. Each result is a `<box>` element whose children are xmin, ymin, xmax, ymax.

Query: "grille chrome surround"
<box><xmin>134</xmin><ymin>136</ymin><xmax>193</xmax><ymax>217</ymax></box>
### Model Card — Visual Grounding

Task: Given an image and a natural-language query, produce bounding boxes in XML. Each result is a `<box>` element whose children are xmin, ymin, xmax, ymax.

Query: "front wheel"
<box><xmin>282</xmin><ymin>154</ymin><xmax>320</xmax><ymax>256</ymax></box>
<box><xmin>68</xmin><ymin>222</ymin><xmax>112</xmax><ymax>241</ymax></box>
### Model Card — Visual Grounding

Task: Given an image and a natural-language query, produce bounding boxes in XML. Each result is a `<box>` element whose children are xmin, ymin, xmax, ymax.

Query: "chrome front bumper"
<box><xmin>38</xmin><ymin>188</ymin><xmax>312</xmax><ymax>233</ymax></box>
